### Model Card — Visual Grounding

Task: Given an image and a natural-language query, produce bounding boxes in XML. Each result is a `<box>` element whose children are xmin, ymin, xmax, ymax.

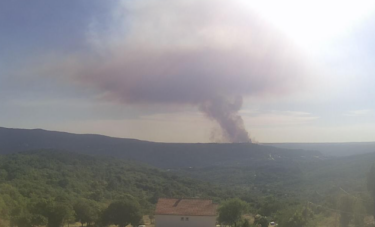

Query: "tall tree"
<box><xmin>253</xmin><ymin>215</ymin><xmax>268</xmax><ymax>227</ymax></box>
<box><xmin>286</xmin><ymin>206</ymin><xmax>315</xmax><ymax>227</ymax></box>
<box><xmin>353</xmin><ymin>204</ymin><xmax>365</xmax><ymax>227</ymax></box>
<box><xmin>74</xmin><ymin>199</ymin><xmax>101</xmax><ymax>227</ymax></box>
<box><xmin>217</xmin><ymin>198</ymin><xmax>249</xmax><ymax>227</ymax></box>
<box><xmin>242</xmin><ymin>219</ymin><xmax>250</xmax><ymax>227</ymax></box>
<box><xmin>102</xmin><ymin>199</ymin><xmax>142</xmax><ymax>227</ymax></box>
<box><xmin>47</xmin><ymin>203</ymin><xmax>75</xmax><ymax>227</ymax></box>
<box><xmin>258</xmin><ymin>196</ymin><xmax>281</xmax><ymax>216</ymax></box>
<box><xmin>367</xmin><ymin>164</ymin><xmax>375</xmax><ymax>218</ymax></box>
<box><xmin>339</xmin><ymin>195</ymin><xmax>355</xmax><ymax>227</ymax></box>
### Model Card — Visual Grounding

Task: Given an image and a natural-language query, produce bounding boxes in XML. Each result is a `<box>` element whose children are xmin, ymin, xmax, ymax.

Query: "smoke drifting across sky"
<box><xmin>40</xmin><ymin>0</ymin><xmax>311</xmax><ymax>143</ymax></box>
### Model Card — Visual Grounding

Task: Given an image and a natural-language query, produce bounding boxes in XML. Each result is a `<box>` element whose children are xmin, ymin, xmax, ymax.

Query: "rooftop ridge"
<box><xmin>173</xmin><ymin>198</ymin><xmax>182</xmax><ymax>207</ymax></box>
<box><xmin>155</xmin><ymin>198</ymin><xmax>218</xmax><ymax>216</ymax></box>
<box><xmin>157</xmin><ymin>197</ymin><xmax>213</xmax><ymax>201</ymax></box>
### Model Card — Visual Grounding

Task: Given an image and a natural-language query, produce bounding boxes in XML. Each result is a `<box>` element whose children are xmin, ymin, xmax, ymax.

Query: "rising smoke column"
<box><xmin>200</xmin><ymin>95</ymin><xmax>250</xmax><ymax>143</ymax></box>
<box><xmin>39</xmin><ymin>0</ymin><xmax>311</xmax><ymax>143</ymax></box>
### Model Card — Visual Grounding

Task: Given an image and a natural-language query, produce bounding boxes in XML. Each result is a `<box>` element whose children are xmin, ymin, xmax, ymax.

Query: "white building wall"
<box><xmin>155</xmin><ymin>215</ymin><xmax>216</xmax><ymax>227</ymax></box>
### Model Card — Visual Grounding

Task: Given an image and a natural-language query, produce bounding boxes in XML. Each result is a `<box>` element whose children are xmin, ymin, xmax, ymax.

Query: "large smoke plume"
<box><xmin>40</xmin><ymin>0</ymin><xmax>311</xmax><ymax>143</ymax></box>
<box><xmin>200</xmin><ymin>96</ymin><xmax>250</xmax><ymax>142</ymax></box>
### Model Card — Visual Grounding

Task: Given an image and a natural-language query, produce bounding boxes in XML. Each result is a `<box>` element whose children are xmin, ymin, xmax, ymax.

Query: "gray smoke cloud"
<box><xmin>200</xmin><ymin>95</ymin><xmax>250</xmax><ymax>142</ymax></box>
<box><xmin>38</xmin><ymin>0</ymin><xmax>312</xmax><ymax>143</ymax></box>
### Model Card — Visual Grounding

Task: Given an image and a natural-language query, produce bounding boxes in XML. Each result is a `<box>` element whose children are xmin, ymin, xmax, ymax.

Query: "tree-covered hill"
<box><xmin>1</xmin><ymin>129</ymin><xmax>375</xmax><ymax>226</ymax></box>
<box><xmin>0</xmin><ymin>127</ymin><xmax>321</xmax><ymax>169</ymax></box>
<box><xmin>2</xmin><ymin>126</ymin><xmax>375</xmax><ymax>203</ymax></box>
<box><xmin>267</xmin><ymin>142</ymin><xmax>375</xmax><ymax>156</ymax></box>
<box><xmin>176</xmin><ymin>150</ymin><xmax>375</xmax><ymax>203</ymax></box>
<box><xmin>0</xmin><ymin>150</ymin><xmax>239</xmax><ymax>225</ymax></box>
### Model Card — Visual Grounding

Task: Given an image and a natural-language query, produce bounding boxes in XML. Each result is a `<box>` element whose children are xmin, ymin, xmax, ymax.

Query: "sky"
<box><xmin>1</xmin><ymin>0</ymin><xmax>375</xmax><ymax>143</ymax></box>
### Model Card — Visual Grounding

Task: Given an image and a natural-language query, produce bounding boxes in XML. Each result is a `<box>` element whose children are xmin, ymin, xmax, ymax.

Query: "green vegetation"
<box><xmin>102</xmin><ymin>199</ymin><xmax>142</xmax><ymax>227</ymax></box>
<box><xmin>242</xmin><ymin>219</ymin><xmax>250</xmax><ymax>227</ymax></box>
<box><xmin>253</xmin><ymin>214</ymin><xmax>268</xmax><ymax>227</ymax></box>
<box><xmin>0</xmin><ymin>141</ymin><xmax>375</xmax><ymax>227</ymax></box>
<box><xmin>285</xmin><ymin>206</ymin><xmax>315</xmax><ymax>227</ymax></box>
<box><xmin>0</xmin><ymin>127</ymin><xmax>321</xmax><ymax>169</ymax></box>
<box><xmin>217</xmin><ymin>198</ymin><xmax>249</xmax><ymax>227</ymax></box>
<box><xmin>192</xmin><ymin>152</ymin><xmax>375</xmax><ymax>227</ymax></box>
<box><xmin>367</xmin><ymin>164</ymin><xmax>375</xmax><ymax>218</ymax></box>
<box><xmin>73</xmin><ymin>199</ymin><xmax>102</xmax><ymax>226</ymax></box>
<box><xmin>0</xmin><ymin>150</ymin><xmax>235</xmax><ymax>226</ymax></box>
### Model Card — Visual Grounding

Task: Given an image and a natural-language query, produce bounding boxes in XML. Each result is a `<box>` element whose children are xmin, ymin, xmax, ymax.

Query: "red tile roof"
<box><xmin>155</xmin><ymin>198</ymin><xmax>218</xmax><ymax>216</ymax></box>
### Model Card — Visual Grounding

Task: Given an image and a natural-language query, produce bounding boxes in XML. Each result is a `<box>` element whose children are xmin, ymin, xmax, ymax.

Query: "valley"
<box><xmin>0</xmin><ymin>127</ymin><xmax>374</xmax><ymax>227</ymax></box>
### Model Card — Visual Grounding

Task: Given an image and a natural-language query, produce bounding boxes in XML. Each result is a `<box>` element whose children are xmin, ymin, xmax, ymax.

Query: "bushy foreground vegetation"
<box><xmin>219</xmin><ymin>193</ymin><xmax>374</xmax><ymax>227</ymax></box>
<box><xmin>203</xmin><ymin>152</ymin><xmax>375</xmax><ymax>227</ymax></box>
<box><xmin>0</xmin><ymin>150</ymin><xmax>237</xmax><ymax>227</ymax></box>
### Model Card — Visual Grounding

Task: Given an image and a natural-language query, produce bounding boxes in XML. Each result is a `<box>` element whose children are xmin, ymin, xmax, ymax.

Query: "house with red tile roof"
<box><xmin>155</xmin><ymin>198</ymin><xmax>218</xmax><ymax>227</ymax></box>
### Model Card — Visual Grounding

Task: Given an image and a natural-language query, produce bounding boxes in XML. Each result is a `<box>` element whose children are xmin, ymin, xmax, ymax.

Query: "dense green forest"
<box><xmin>0</xmin><ymin>150</ymin><xmax>238</xmax><ymax>227</ymax></box>
<box><xmin>177</xmin><ymin>151</ymin><xmax>375</xmax><ymax>227</ymax></box>
<box><xmin>0</xmin><ymin>127</ymin><xmax>321</xmax><ymax>169</ymax></box>
<box><xmin>1</xmin><ymin>148</ymin><xmax>375</xmax><ymax>227</ymax></box>
<box><xmin>178</xmin><ymin>151</ymin><xmax>375</xmax><ymax>200</ymax></box>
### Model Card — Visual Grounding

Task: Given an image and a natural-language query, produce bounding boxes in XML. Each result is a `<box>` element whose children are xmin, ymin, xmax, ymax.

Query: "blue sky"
<box><xmin>1</xmin><ymin>0</ymin><xmax>375</xmax><ymax>143</ymax></box>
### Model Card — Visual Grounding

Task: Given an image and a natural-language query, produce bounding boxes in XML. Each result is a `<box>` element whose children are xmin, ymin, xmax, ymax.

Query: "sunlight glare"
<box><xmin>244</xmin><ymin>0</ymin><xmax>375</xmax><ymax>52</ymax></box>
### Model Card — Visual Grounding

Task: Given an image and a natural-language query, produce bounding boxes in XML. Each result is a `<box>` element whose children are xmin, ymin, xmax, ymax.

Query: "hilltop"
<box><xmin>0</xmin><ymin>127</ymin><xmax>321</xmax><ymax>169</ymax></box>
<box><xmin>267</xmin><ymin>142</ymin><xmax>375</xmax><ymax>156</ymax></box>
<box><xmin>1</xmin><ymin>127</ymin><xmax>375</xmax><ymax>226</ymax></box>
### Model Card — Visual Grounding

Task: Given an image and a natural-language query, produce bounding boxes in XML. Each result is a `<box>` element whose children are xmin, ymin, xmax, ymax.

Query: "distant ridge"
<box><xmin>0</xmin><ymin>126</ymin><xmax>321</xmax><ymax>168</ymax></box>
<box><xmin>266</xmin><ymin>142</ymin><xmax>375</xmax><ymax>156</ymax></box>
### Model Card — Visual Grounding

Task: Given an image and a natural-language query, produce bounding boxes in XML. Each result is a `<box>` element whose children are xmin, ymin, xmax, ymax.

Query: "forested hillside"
<box><xmin>0</xmin><ymin>127</ymin><xmax>321</xmax><ymax>169</ymax></box>
<box><xmin>0</xmin><ymin>150</ymin><xmax>236</xmax><ymax>227</ymax></box>
<box><xmin>178</xmin><ymin>151</ymin><xmax>375</xmax><ymax>201</ymax></box>
<box><xmin>0</xmin><ymin>149</ymin><xmax>374</xmax><ymax>227</ymax></box>
<box><xmin>174</xmin><ymin>151</ymin><xmax>375</xmax><ymax>227</ymax></box>
<box><xmin>267</xmin><ymin>142</ymin><xmax>375</xmax><ymax>156</ymax></box>
<box><xmin>2</xmin><ymin>127</ymin><xmax>375</xmax><ymax>227</ymax></box>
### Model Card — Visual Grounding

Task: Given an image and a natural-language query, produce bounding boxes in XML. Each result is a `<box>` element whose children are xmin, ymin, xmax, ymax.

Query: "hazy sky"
<box><xmin>1</xmin><ymin>0</ymin><xmax>375</xmax><ymax>143</ymax></box>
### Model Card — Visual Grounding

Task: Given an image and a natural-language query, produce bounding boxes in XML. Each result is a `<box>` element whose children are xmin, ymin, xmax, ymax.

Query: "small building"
<box><xmin>155</xmin><ymin>198</ymin><xmax>218</xmax><ymax>227</ymax></box>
